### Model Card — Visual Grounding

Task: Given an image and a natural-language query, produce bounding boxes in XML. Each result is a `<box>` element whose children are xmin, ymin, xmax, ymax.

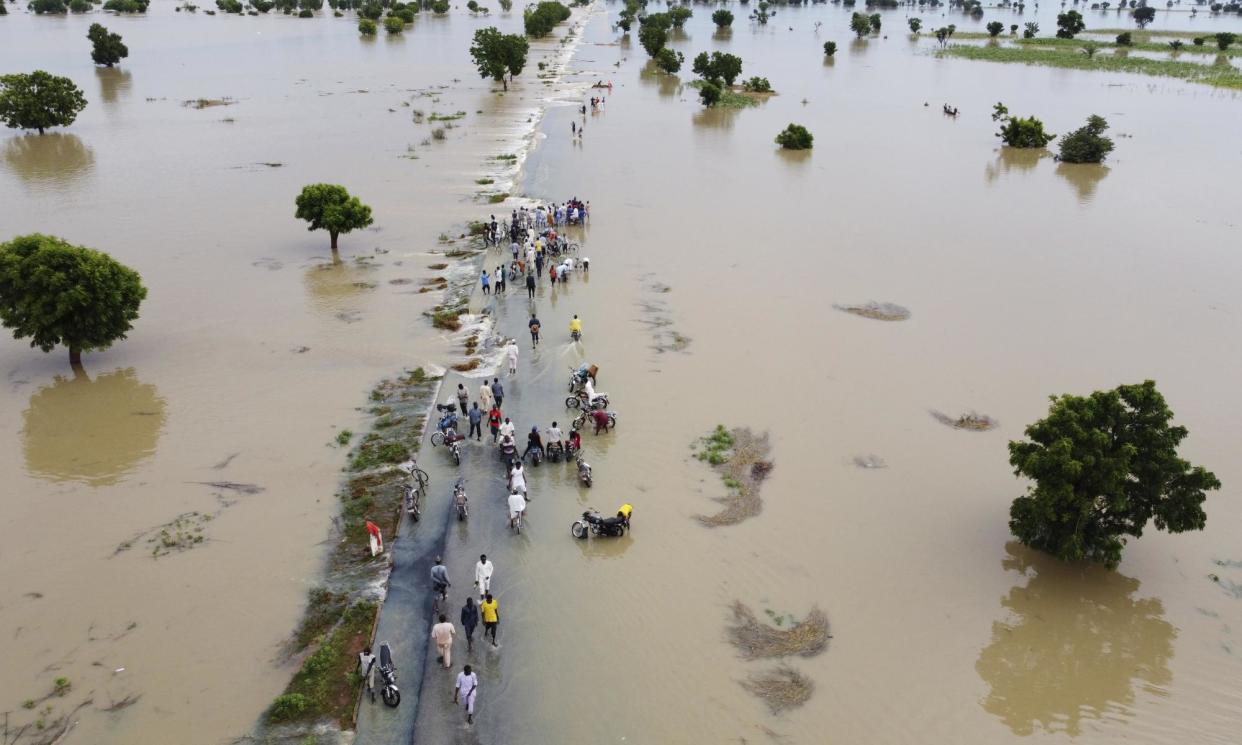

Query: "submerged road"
<box><xmin>355</xmin><ymin>239</ymin><xmax>597</xmax><ymax>745</ymax></box>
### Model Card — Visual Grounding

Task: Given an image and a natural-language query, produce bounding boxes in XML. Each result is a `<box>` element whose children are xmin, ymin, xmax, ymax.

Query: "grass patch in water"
<box><xmin>428</xmin><ymin>110</ymin><xmax>467</xmax><ymax>121</ymax></box>
<box><xmin>938</xmin><ymin>43</ymin><xmax>1242</xmax><ymax>90</ymax></box>
<box><xmin>727</xmin><ymin>602</ymin><xmax>831</xmax><ymax>659</ymax></box>
<box><xmin>335</xmin><ymin>429</ymin><xmax>353</xmax><ymax>446</ymax></box>
<box><xmin>475</xmin><ymin>177</ymin><xmax>495</xmax><ymax>184</ymax></box>
<box><xmin>686</xmin><ymin>80</ymin><xmax>762</xmax><ymax>108</ymax></box>
<box><xmin>741</xmin><ymin>665</ymin><xmax>814</xmax><ymax>714</ymax></box>
<box><xmin>267</xmin><ymin>601</ymin><xmax>377</xmax><ymax>727</ymax></box>
<box><xmin>1020</xmin><ymin>35</ymin><xmax>1242</xmax><ymax>57</ymax></box>
<box><xmin>693</xmin><ymin>426</ymin><xmax>774</xmax><ymax>527</ymax></box>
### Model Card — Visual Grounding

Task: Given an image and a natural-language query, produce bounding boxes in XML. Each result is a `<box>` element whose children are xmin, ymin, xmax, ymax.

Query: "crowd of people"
<box><xmin>367</xmin><ymin>195</ymin><xmax>617</xmax><ymax>728</ymax></box>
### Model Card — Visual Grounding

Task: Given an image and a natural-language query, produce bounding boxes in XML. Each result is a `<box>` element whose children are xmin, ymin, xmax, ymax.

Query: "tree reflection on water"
<box><xmin>976</xmin><ymin>542</ymin><xmax>1175</xmax><ymax>736</ymax></box>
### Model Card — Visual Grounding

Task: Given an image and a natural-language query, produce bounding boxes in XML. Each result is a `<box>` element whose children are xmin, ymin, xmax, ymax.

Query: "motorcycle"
<box><xmin>546</xmin><ymin>441</ymin><xmax>564</xmax><ymax>463</ymax></box>
<box><xmin>575</xmin><ymin>453</ymin><xmax>592</xmax><ymax>487</ymax></box>
<box><xmin>377</xmin><ymin>642</ymin><xmax>401</xmax><ymax>707</ymax></box>
<box><xmin>499</xmin><ymin>440</ymin><xmax>518</xmax><ymax>469</ymax></box>
<box><xmin>567</xmin><ymin>364</ymin><xmax>598</xmax><ymax>393</ymax></box>
<box><xmin>565</xmin><ymin>435</ymin><xmax>581</xmax><ymax>458</ymax></box>
<box><xmin>571</xmin><ymin>504</ymin><xmax>632</xmax><ymax>539</ymax></box>
<box><xmin>453</xmin><ymin>479</ymin><xmax>468</xmax><ymax>521</ymax></box>
<box><xmin>572</xmin><ymin>410</ymin><xmax>618</xmax><ymax>432</ymax></box>
<box><xmin>430</xmin><ymin>428</ymin><xmax>464</xmax><ymax>466</ymax></box>
<box><xmin>571</xmin><ymin>329</ymin><xmax>581</xmax><ymax>342</ymax></box>
<box><xmin>565</xmin><ymin>390</ymin><xmax>609</xmax><ymax>410</ymax></box>
<box><xmin>526</xmin><ymin>445</ymin><xmax>543</xmax><ymax>466</ymax></box>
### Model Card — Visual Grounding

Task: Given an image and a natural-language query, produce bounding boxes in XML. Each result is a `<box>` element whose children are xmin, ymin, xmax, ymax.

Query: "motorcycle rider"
<box><xmin>508</xmin><ymin>461</ymin><xmax>528</xmax><ymax>496</ymax></box>
<box><xmin>569</xmin><ymin>314</ymin><xmax>582</xmax><ymax>339</ymax></box>
<box><xmin>545</xmin><ymin>421</ymin><xmax>564</xmax><ymax>457</ymax></box>
<box><xmin>498</xmin><ymin>433</ymin><xmax>517</xmax><ymax>465</ymax></box>
<box><xmin>567</xmin><ymin>429</ymin><xmax>582</xmax><ymax>453</ymax></box>
<box><xmin>523</xmin><ymin>426</ymin><xmax>544</xmax><ymax>462</ymax></box>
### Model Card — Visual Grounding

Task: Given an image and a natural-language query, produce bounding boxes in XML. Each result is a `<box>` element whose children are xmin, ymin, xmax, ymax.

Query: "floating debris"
<box><xmin>833</xmin><ymin>301</ymin><xmax>911</xmax><ymax>321</ymax></box>
<box><xmin>741</xmin><ymin>665</ymin><xmax>814</xmax><ymax>714</ymax></box>
<box><xmin>727</xmin><ymin>602</ymin><xmax>831</xmax><ymax>660</ymax></box>
<box><xmin>211</xmin><ymin>452</ymin><xmax>240</xmax><ymax>470</ymax></box>
<box><xmin>930</xmin><ymin>410</ymin><xmax>998</xmax><ymax>431</ymax></box>
<box><xmin>853</xmin><ymin>454</ymin><xmax>887</xmax><ymax>469</ymax></box>
<box><xmin>181</xmin><ymin>97</ymin><xmax>236</xmax><ymax>109</ymax></box>
<box><xmin>192</xmin><ymin>481</ymin><xmax>265</xmax><ymax>494</ymax></box>
<box><xmin>694</xmin><ymin>427</ymin><xmax>773</xmax><ymax>527</ymax></box>
<box><xmin>251</xmin><ymin>257</ymin><xmax>283</xmax><ymax>271</ymax></box>
<box><xmin>388</xmin><ymin>278</ymin><xmax>414</xmax><ymax>285</ymax></box>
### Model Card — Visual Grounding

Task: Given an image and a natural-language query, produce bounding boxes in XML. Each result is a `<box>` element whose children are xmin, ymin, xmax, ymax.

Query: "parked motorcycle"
<box><xmin>565</xmin><ymin>390</ymin><xmax>609</xmax><ymax>410</ymax></box>
<box><xmin>572</xmin><ymin>410</ymin><xmax>618</xmax><ymax>432</ymax></box>
<box><xmin>403</xmin><ymin>480</ymin><xmax>422</xmax><ymax>522</ymax></box>
<box><xmin>453</xmin><ymin>479</ymin><xmax>468</xmax><ymax>521</ymax></box>
<box><xmin>430</xmin><ymin>429</ymin><xmax>464</xmax><ymax>466</ymax></box>
<box><xmin>377</xmin><ymin>642</ymin><xmax>400</xmax><ymax>707</ymax></box>
<box><xmin>567</xmin><ymin>364</ymin><xmax>599</xmax><ymax>393</ymax></box>
<box><xmin>575</xmin><ymin>453</ymin><xmax>592</xmax><ymax>487</ymax></box>
<box><xmin>571</xmin><ymin>504</ymin><xmax>632</xmax><ymax>539</ymax></box>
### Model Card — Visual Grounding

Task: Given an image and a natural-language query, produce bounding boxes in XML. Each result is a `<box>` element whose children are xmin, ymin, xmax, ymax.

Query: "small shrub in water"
<box><xmin>1058</xmin><ymin>114</ymin><xmax>1115</xmax><ymax>164</ymax></box>
<box><xmin>823</xmin><ymin>40</ymin><xmax>837</xmax><ymax>56</ymax></box>
<box><xmin>774</xmin><ymin>123</ymin><xmax>813</xmax><ymax>150</ymax></box>
<box><xmin>384</xmin><ymin>15</ymin><xmax>404</xmax><ymax>33</ymax></box>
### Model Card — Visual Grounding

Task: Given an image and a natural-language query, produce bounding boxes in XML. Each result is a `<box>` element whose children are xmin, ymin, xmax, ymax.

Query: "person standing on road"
<box><xmin>475</xmin><ymin>554</ymin><xmax>494</xmax><ymax>601</ymax></box>
<box><xmin>488</xmin><ymin>404</ymin><xmax>502</xmax><ymax>442</ymax></box>
<box><xmin>358</xmin><ymin>646</ymin><xmax>377</xmax><ymax>703</ymax></box>
<box><xmin>525</xmin><ymin>271</ymin><xmax>536</xmax><ymax>299</ymax></box>
<box><xmin>491</xmin><ymin>378</ymin><xmax>504</xmax><ymax>408</ymax></box>
<box><xmin>507</xmin><ymin>340</ymin><xmax>519</xmax><ymax>375</ymax></box>
<box><xmin>480</xmin><ymin>594</ymin><xmax>499</xmax><ymax>647</ymax></box>
<box><xmin>481</xmin><ymin>269</ymin><xmax>490</xmax><ymax>295</ymax></box>
<box><xmin>454</xmin><ymin>665</ymin><xmax>480</xmax><ymax>724</ymax></box>
<box><xmin>431</xmin><ymin>614</ymin><xmax>456</xmax><ymax>669</ymax></box>
<box><xmin>461</xmin><ymin>598</ymin><xmax>479</xmax><ymax>652</ymax></box>
<box><xmin>431</xmin><ymin>557</ymin><xmax>451</xmax><ymax>603</ymax></box>
<box><xmin>479</xmin><ymin>380</ymin><xmax>494</xmax><ymax>412</ymax></box>
<box><xmin>529</xmin><ymin>313</ymin><xmax>541</xmax><ymax>346</ymax></box>
<box><xmin>467</xmin><ymin>402</ymin><xmax>483</xmax><ymax>441</ymax></box>
<box><xmin>456</xmin><ymin>383</ymin><xmax>469</xmax><ymax>415</ymax></box>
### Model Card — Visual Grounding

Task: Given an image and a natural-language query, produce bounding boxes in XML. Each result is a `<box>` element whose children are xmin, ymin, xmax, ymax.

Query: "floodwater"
<box><xmin>4</xmin><ymin>2</ymin><xmax>1242</xmax><ymax>744</ymax></box>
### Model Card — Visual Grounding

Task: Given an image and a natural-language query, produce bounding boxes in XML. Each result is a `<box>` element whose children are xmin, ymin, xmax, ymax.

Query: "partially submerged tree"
<box><xmin>698</xmin><ymin>81</ymin><xmax>722</xmax><ymax>107</ymax></box>
<box><xmin>0</xmin><ymin>71</ymin><xmax>88</xmax><ymax>135</ymax></box>
<box><xmin>712</xmin><ymin>9</ymin><xmax>733</xmax><ymax>27</ymax></box>
<box><xmin>0</xmin><ymin>234</ymin><xmax>147</xmax><ymax>368</ymax></box>
<box><xmin>654</xmin><ymin>47</ymin><xmax>684</xmax><ymax>74</ymax></box>
<box><xmin>908</xmin><ymin>17</ymin><xmax>922</xmax><ymax>34</ymax></box>
<box><xmin>359</xmin><ymin>17</ymin><xmax>378</xmax><ymax>34</ymax></box>
<box><xmin>1023</xmin><ymin>21</ymin><xmax>1039</xmax><ymax>39</ymax></box>
<box><xmin>1056</xmin><ymin>10</ymin><xmax>1085</xmax><ymax>39</ymax></box>
<box><xmin>775</xmin><ymin>123</ymin><xmax>813</xmax><ymax>150</ymax></box>
<box><xmin>470</xmin><ymin>26</ymin><xmax>529</xmax><ymax>90</ymax></box>
<box><xmin>383</xmin><ymin>15</ymin><xmax>403</xmax><ymax>33</ymax></box>
<box><xmin>992</xmin><ymin>102</ymin><xmax>1054</xmax><ymax>148</ymax></box>
<box><xmin>823</xmin><ymin>41</ymin><xmax>837</xmax><ymax>56</ymax></box>
<box><xmin>667</xmin><ymin>4</ymin><xmax>691</xmax><ymax>27</ymax></box>
<box><xmin>850</xmin><ymin>12</ymin><xmax>871</xmax><ymax>38</ymax></box>
<box><xmin>987</xmin><ymin>21</ymin><xmax>1004</xmax><ymax>37</ymax></box>
<box><xmin>692</xmin><ymin>51</ymin><xmax>743</xmax><ymax>86</ymax></box>
<box><xmin>1008</xmin><ymin>381</ymin><xmax>1220</xmax><ymax>569</ymax></box>
<box><xmin>87</xmin><ymin>24</ymin><xmax>129</xmax><ymax>67</ymax></box>
<box><xmin>294</xmin><ymin>184</ymin><xmax>374</xmax><ymax>253</ymax></box>
<box><xmin>869</xmin><ymin>12</ymin><xmax>881</xmax><ymax>32</ymax></box>
<box><xmin>638</xmin><ymin>12</ymin><xmax>672</xmax><ymax>57</ymax></box>
<box><xmin>1217</xmin><ymin>32</ymin><xmax>1237</xmax><ymax>51</ymax></box>
<box><xmin>1058</xmin><ymin>114</ymin><xmax>1114</xmax><ymax>163</ymax></box>
<box><xmin>523</xmin><ymin>0</ymin><xmax>570</xmax><ymax>38</ymax></box>
<box><xmin>1132</xmin><ymin>5</ymin><xmax>1155</xmax><ymax>28</ymax></box>
<box><xmin>934</xmin><ymin>25</ymin><xmax>956</xmax><ymax>48</ymax></box>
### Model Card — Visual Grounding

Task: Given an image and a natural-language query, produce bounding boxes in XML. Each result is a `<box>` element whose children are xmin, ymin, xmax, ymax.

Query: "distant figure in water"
<box><xmin>943</xmin><ymin>104</ymin><xmax>959</xmax><ymax>117</ymax></box>
<box><xmin>571</xmin><ymin>120</ymin><xmax>576</xmax><ymax>134</ymax></box>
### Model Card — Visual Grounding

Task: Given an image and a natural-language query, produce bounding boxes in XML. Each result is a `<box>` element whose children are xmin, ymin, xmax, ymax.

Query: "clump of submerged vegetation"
<box><xmin>931</xmin><ymin>410</ymin><xmax>998</xmax><ymax>431</ymax></box>
<box><xmin>938</xmin><ymin>43</ymin><xmax>1242</xmax><ymax>91</ymax></box>
<box><xmin>742</xmin><ymin>665</ymin><xmax>815</xmax><ymax>714</ymax></box>
<box><xmin>727</xmin><ymin>602</ymin><xmax>831</xmax><ymax>659</ymax></box>
<box><xmin>693</xmin><ymin>426</ymin><xmax>774</xmax><ymax>527</ymax></box>
<box><xmin>833</xmin><ymin>301</ymin><xmax>911</xmax><ymax>321</ymax></box>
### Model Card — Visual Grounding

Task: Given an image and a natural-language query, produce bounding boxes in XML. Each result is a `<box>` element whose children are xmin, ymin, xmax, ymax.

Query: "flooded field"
<box><xmin>3</xmin><ymin>2</ymin><xmax>1242</xmax><ymax>744</ymax></box>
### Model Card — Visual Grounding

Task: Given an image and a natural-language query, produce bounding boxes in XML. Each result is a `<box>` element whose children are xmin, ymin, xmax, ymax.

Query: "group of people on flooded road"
<box><xmin>403</xmin><ymin>203</ymin><xmax>616</xmax><ymax>728</ymax></box>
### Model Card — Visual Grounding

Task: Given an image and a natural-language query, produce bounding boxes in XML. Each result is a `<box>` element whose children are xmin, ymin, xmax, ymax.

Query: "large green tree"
<box><xmin>1056</xmin><ymin>10</ymin><xmax>1085</xmax><ymax>39</ymax></box>
<box><xmin>991</xmin><ymin>102</ymin><xmax>1054</xmax><ymax>148</ymax></box>
<box><xmin>0</xmin><ymin>71</ymin><xmax>88</xmax><ymax>135</ymax></box>
<box><xmin>692</xmin><ymin>51</ymin><xmax>743</xmax><ymax>86</ymax></box>
<box><xmin>1008</xmin><ymin>381</ymin><xmax>1220</xmax><ymax>569</ymax></box>
<box><xmin>470</xmin><ymin>26</ymin><xmax>530</xmax><ymax>91</ymax></box>
<box><xmin>88</xmin><ymin>23</ymin><xmax>130</xmax><ymax>68</ymax></box>
<box><xmin>0</xmin><ymin>234</ymin><xmax>147</xmax><ymax>367</ymax></box>
<box><xmin>294</xmin><ymin>184</ymin><xmax>374</xmax><ymax>253</ymax></box>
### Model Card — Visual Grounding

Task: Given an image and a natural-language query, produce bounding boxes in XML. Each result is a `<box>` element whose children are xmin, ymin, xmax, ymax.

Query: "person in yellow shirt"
<box><xmin>569</xmin><ymin>314</ymin><xmax>582</xmax><ymax>340</ymax></box>
<box><xmin>480</xmin><ymin>593</ymin><xmax>500</xmax><ymax>647</ymax></box>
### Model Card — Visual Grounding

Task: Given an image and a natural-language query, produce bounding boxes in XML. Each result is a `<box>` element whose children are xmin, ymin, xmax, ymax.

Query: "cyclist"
<box><xmin>507</xmin><ymin>491</ymin><xmax>527</xmax><ymax>531</ymax></box>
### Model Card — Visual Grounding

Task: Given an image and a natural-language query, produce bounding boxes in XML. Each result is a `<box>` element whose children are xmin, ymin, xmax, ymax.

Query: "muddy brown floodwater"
<box><xmin>4</xmin><ymin>2</ymin><xmax>1242</xmax><ymax>745</ymax></box>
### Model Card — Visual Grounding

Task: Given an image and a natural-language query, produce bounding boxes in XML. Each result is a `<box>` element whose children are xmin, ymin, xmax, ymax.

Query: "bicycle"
<box><xmin>403</xmin><ymin>480</ymin><xmax>423</xmax><ymax>522</ymax></box>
